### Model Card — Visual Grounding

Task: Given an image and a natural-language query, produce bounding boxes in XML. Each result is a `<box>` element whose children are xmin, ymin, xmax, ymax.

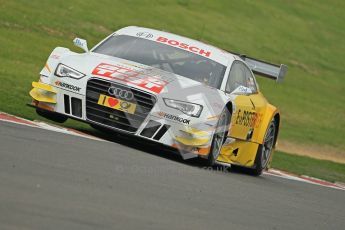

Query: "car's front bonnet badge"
<box><xmin>108</xmin><ymin>86</ymin><xmax>134</xmax><ymax>101</ymax></box>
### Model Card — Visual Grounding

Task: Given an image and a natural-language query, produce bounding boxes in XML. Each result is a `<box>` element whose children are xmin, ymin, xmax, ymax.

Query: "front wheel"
<box><xmin>207</xmin><ymin>109</ymin><xmax>231</xmax><ymax>166</ymax></box>
<box><xmin>250</xmin><ymin>120</ymin><xmax>276</xmax><ymax>176</ymax></box>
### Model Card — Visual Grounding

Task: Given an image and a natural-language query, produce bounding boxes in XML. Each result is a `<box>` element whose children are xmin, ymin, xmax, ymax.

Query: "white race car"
<box><xmin>29</xmin><ymin>26</ymin><xmax>287</xmax><ymax>175</ymax></box>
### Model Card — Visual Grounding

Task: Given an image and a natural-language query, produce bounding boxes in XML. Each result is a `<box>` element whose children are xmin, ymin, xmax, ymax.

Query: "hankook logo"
<box><xmin>55</xmin><ymin>81</ymin><xmax>81</xmax><ymax>92</ymax></box>
<box><xmin>108</xmin><ymin>86</ymin><xmax>134</xmax><ymax>101</ymax></box>
<box><xmin>158</xmin><ymin>112</ymin><xmax>190</xmax><ymax>125</ymax></box>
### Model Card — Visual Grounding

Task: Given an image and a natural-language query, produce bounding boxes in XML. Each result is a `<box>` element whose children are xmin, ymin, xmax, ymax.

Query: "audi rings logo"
<box><xmin>108</xmin><ymin>87</ymin><xmax>134</xmax><ymax>101</ymax></box>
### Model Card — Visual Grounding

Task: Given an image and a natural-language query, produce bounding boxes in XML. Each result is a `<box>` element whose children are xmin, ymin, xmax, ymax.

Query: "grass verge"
<box><xmin>272</xmin><ymin>151</ymin><xmax>345</xmax><ymax>183</ymax></box>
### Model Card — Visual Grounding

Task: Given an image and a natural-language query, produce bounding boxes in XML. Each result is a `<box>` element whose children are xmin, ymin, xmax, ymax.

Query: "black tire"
<box><xmin>249</xmin><ymin>120</ymin><xmax>277</xmax><ymax>176</ymax></box>
<box><xmin>36</xmin><ymin>109</ymin><xmax>68</xmax><ymax>123</ymax></box>
<box><xmin>207</xmin><ymin>108</ymin><xmax>231</xmax><ymax>166</ymax></box>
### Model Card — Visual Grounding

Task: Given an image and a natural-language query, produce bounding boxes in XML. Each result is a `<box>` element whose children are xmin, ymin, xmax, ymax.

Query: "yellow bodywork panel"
<box><xmin>230</xmin><ymin>92</ymin><xmax>278</xmax><ymax>145</ymax></box>
<box><xmin>174</xmin><ymin>126</ymin><xmax>213</xmax><ymax>147</ymax></box>
<box><xmin>175</xmin><ymin>136</ymin><xmax>210</xmax><ymax>146</ymax></box>
<box><xmin>230</xmin><ymin>95</ymin><xmax>255</xmax><ymax>140</ymax></box>
<box><xmin>29</xmin><ymin>82</ymin><xmax>56</xmax><ymax>104</ymax></box>
<box><xmin>221</xmin><ymin>91</ymin><xmax>278</xmax><ymax>167</ymax></box>
<box><xmin>32</xmin><ymin>82</ymin><xmax>56</xmax><ymax>93</ymax></box>
<box><xmin>253</xmin><ymin>103</ymin><xmax>278</xmax><ymax>144</ymax></box>
<box><xmin>183</xmin><ymin>127</ymin><xmax>210</xmax><ymax>137</ymax></box>
<box><xmin>217</xmin><ymin>139</ymin><xmax>259</xmax><ymax>167</ymax></box>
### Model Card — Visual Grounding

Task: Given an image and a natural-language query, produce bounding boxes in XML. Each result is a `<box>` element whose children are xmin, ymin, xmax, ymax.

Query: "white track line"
<box><xmin>0</xmin><ymin>112</ymin><xmax>106</xmax><ymax>142</ymax></box>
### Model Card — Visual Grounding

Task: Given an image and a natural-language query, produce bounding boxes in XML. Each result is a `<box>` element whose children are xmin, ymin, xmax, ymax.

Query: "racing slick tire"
<box><xmin>207</xmin><ymin>108</ymin><xmax>231</xmax><ymax>166</ymax></box>
<box><xmin>36</xmin><ymin>109</ymin><xmax>68</xmax><ymax>123</ymax></box>
<box><xmin>249</xmin><ymin>120</ymin><xmax>277</xmax><ymax>176</ymax></box>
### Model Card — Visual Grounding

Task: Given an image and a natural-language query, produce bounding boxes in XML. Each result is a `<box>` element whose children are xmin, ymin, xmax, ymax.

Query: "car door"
<box><xmin>225</xmin><ymin>61</ymin><xmax>263</xmax><ymax>141</ymax></box>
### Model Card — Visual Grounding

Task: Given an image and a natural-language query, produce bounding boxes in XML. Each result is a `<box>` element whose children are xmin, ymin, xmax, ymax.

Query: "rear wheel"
<box><xmin>249</xmin><ymin>120</ymin><xmax>276</xmax><ymax>176</ymax></box>
<box><xmin>207</xmin><ymin>109</ymin><xmax>231</xmax><ymax>166</ymax></box>
<box><xmin>36</xmin><ymin>109</ymin><xmax>68</xmax><ymax>123</ymax></box>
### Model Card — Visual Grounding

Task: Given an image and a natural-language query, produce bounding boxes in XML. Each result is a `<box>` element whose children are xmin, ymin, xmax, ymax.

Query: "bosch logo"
<box><xmin>108</xmin><ymin>87</ymin><xmax>134</xmax><ymax>101</ymax></box>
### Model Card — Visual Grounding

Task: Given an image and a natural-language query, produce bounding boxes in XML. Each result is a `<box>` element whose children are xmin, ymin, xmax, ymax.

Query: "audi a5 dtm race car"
<box><xmin>29</xmin><ymin>26</ymin><xmax>287</xmax><ymax>175</ymax></box>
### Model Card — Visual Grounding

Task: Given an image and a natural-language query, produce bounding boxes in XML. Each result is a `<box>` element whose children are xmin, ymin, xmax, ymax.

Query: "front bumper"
<box><xmin>29</xmin><ymin>81</ymin><xmax>214</xmax><ymax>157</ymax></box>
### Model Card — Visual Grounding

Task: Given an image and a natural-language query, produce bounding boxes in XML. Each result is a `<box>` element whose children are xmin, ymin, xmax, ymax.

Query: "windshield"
<box><xmin>93</xmin><ymin>35</ymin><xmax>226</xmax><ymax>88</ymax></box>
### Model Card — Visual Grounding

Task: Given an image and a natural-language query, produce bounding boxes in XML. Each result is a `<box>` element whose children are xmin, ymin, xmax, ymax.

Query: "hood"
<box><xmin>59</xmin><ymin>52</ymin><xmax>227</xmax><ymax>101</ymax></box>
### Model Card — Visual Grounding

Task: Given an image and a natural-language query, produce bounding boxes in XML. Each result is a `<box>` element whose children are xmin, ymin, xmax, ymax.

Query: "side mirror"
<box><xmin>73</xmin><ymin>38</ymin><xmax>89</xmax><ymax>52</ymax></box>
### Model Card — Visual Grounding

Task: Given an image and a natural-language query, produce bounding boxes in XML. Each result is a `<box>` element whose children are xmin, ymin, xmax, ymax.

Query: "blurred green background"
<box><xmin>0</xmin><ymin>0</ymin><xmax>344</xmax><ymax>156</ymax></box>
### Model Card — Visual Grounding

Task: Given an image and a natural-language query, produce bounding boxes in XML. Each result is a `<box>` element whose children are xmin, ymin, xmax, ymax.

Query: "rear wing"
<box><xmin>232</xmin><ymin>52</ymin><xmax>288</xmax><ymax>82</ymax></box>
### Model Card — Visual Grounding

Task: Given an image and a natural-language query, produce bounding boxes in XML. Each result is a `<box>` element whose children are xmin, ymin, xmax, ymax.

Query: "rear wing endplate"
<box><xmin>233</xmin><ymin>53</ymin><xmax>288</xmax><ymax>82</ymax></box>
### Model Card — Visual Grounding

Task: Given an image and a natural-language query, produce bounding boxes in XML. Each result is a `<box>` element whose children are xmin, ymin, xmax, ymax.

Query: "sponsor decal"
<box><xmin>92</xmin><ymin>63</ymin><xmax>167</xmax><ymax>93</ymax></box>
<box><xmin>108</xmin><ymin>86</ymin><xmax>134</xmax><ymax>101</ymax></box>
<box><xmin>45</xmin><ymin>63</ymin><xmax>52</xmax><ymax>73</ymax></box>
<box><xmin>98</xmin><ymin>94</ymin><xmax>136</xmax><ymax>114</ymax></box>
<box><xmin>236</xmin><ymin>86</ymin><xmax>252</xmax><ymax>94</ymax></box>
<box><xmin>50</xmin><ymin>54</ymin><xmax>60</xmax><ymax>59</ymax></box>
<box><xmin>158</xmin><ymin>112</ymin><xmax>190</xmax><ymax>124</ymax></box>
<box><xmin>156</xmin><ymin>36</ymin><xmax>211</xmax><ymax>57</ymax></box>
<box><xmin>136</xmin><ymin>32</ymin><xmax>153</xmax><ymax>39</ymax></box>
<box><xmin>235</xmin><ymin>109</ymin><xmax>262</xmax><ymax>128</ymax></box>
<box><xmin>55</xmin><ymin>81</ymin><xmax>81</xmax><ymax>92</ymax></box>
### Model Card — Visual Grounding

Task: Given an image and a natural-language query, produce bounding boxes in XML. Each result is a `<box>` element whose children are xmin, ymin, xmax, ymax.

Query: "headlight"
<box><xmin>55</xmin><ymin>64</ymin><xmax>85</xmax><ymax>79</ymax></box>
<box><xmin>163</xmin><ymin>98</ymin><xmax>203</xmax><ymax>117</ymax></box>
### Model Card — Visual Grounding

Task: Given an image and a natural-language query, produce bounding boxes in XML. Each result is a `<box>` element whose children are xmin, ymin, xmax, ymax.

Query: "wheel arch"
<box><xmin>225</xmin><ymin>101</ymin><xmax>233</xmax><ymax>115</ymax></box>
<box><xmin>254</xmin><ymin>104</ymin><xmax>280</xmax><ymax>145</ymax></box>
<box><xmin>272</xmin><ymin>112</ymin><xmax>280</xmax><ymax>148</ymax></box>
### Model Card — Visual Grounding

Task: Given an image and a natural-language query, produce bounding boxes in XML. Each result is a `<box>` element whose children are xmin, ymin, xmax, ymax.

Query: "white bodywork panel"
<box><xmin>37</xmin><ymin>26</ymin><xmax>257</xmax><ymax>153</ymax></box>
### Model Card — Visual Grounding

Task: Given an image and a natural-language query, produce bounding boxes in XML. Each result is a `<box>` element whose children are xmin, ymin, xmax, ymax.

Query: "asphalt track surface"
<box><xmin>1</xmin><ymin>120</ymin><xmax>344</xmax><ymax>230</ymax></box>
